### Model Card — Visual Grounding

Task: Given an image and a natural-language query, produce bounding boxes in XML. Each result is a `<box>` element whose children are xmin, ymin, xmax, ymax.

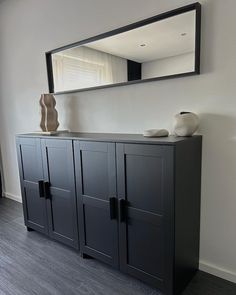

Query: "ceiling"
<box><xmin>86</xmin><ymin>10</ymin><xmax>196</xmax><ymax>63</ymax></box>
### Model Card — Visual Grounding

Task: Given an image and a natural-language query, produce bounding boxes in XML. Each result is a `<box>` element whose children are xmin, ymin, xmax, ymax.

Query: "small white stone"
<box><xmin>143</xmin><ymin>129</ymin><xmax>169</xmax><ymax>137</ymax></box>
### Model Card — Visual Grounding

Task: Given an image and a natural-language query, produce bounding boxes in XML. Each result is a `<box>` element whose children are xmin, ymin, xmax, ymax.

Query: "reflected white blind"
<box><xmin>52</xmin><ymin>46</ymin><xmax>127</xmax><ymax>92</ymax></box>
<box><xmin>62</xmin><ymin>58</ymin><xmax>103</xmax><ymax>89</ymax></box>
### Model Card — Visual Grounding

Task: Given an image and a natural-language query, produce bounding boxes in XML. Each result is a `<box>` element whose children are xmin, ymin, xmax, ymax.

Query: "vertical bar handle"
<box><xmin>38</xmin><ymin>180</ymin><xmax>45</xmax><ymax>198</ymax></box>
<box><xmin>44</xmin><ymin>182</ymin><xmax>51</xmax><ymax>199</ymax></box>
<box><xmin>119</xmin><ymin>199</ymin><xmax>126</xmax><ymax>222</ymax></box>
<box><xmin>109</xmin><ymin>197</ymin><xmax>116</xmax><ymax>220</ymax></box>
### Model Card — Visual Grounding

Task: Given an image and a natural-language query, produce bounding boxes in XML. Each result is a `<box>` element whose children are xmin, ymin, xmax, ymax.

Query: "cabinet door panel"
<box><xmin>83</xmin><ymin>201</ymin><xmax>114</xmax><ymax>257</ymax></box>
<box><xmin>117</xmin><ymin>143</ymin><xmax>174</xmax><ymax>293</ymax></box>
<box><xmin>74</xmin><ymin>141</ymin><xmax>119</xmax><ymax>267</ymax></box>
<box><xmin>127</xmin><ymin>210</ymin><xmax>164</xmax><ymax>277</ymax></box>
<box><xmin>81</xmin><ymin>149</ymin><xmax>109</xmax><ymax>200</ymax></box>
<box><xmin>24</xmin><ymin>183</ymin><xmax>45</xmax><ymax>226</ymax></box>
<box><xmin>125</xmin><ymin>154</ymin><xmax>164</xmax><ymax>214</ymax></box>
<box><xmin>49</xmin><ymin>188</ymin><xmax>74</xmax><ymax>238</ymax></box>
<box><xmin>41</xmin><ymin>139</ymin><xmax>78</xmax><ymax>249</ymax></box>
<box><xmin>16</xmin><ymin>137</ymin><xmax>48</xmax><ymax>233</ymax></box>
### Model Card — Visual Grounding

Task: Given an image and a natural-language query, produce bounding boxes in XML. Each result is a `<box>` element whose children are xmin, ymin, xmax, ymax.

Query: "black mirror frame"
<box><xmin>46</xmin><ymin>2</ymin><xmax>201</xmax><ymax>95</ymax></box>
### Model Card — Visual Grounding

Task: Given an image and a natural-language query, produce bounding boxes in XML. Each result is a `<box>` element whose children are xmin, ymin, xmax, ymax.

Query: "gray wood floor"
<box><xmin>0</xmin><ymin>198</ymin><xmax>236</xmax><ymax>295</ymax></box>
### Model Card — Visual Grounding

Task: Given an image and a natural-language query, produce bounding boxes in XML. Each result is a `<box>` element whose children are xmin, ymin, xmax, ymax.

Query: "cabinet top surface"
<box><xmin>16</xmin><ymin>132</ymin><xmax>202</xmax><ymax>145</ymax></box>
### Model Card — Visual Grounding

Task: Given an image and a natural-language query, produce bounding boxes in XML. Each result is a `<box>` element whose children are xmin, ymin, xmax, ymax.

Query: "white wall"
<box><xmin>142</xmin><ymin>52</ymin><xmax>195</xmax><ymax>79</ymax></box>
<box><xmin>0</xmin><ymin>0</ymin><xmax>236</xmax><ymax>284</ymax></box>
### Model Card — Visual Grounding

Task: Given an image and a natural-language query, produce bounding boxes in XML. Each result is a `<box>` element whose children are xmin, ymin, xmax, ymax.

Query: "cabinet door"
<box><xmin>74</xmin><ymin>141</ymin><xmax>119</xmax><ymax>267</ymax></box>
<box><xmin>41</xmin><ymin>139</ymin><xmax>78</xmax><ymax>249</ymax></box>
<box><xmin>117</xmin><ymin>143</ymin><xmax>174</xmax><ymax>293</ymax></box>
<box><xmin>16</xmin><ymin>137</ymin><xmax>48</xmax><ymax>234</ymax></box>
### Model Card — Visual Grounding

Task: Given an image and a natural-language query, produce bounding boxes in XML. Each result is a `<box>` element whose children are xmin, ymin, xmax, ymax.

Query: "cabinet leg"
<box><xmin>81</xmin><ymin>253</ymin><xmax>90</xmax><ymax>259</ymax></box>
<box><xmin>27</xmin><ymin>227</ymin><xmax>34</xmax><ymax>232</ymax></box>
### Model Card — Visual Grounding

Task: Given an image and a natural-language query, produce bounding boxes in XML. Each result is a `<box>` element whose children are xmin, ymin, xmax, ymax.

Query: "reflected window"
<box><xmin>52</xmin><ymin>46</ymin><xmax>127</xmax><ymax>92</ymax></box>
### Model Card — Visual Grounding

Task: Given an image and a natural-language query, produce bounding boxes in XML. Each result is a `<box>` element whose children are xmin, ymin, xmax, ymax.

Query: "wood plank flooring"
<box><xmin>0</xmin><ymin>197</ymin><xmax>236</xmax><ymax>295</ymax></box>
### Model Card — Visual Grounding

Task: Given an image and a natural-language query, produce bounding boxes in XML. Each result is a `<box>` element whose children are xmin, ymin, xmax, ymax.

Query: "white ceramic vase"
<box><xmin>174</xmin><ymin>112</ymin><xmax>199</xmax><ymax>137</ymax></box>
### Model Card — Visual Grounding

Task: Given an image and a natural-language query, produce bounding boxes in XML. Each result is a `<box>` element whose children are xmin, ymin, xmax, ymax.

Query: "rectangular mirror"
<box><xmin>46</xmin><ymin>2</ymin><xmax>201</xmax><ymax>94</ymax></box>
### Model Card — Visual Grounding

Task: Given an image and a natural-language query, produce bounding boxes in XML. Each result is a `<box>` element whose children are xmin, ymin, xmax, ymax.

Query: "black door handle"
<box><xmin>119</xmin><ymin>199</ymin><xmax>126</xmax><ymax>222</ymax></box>
<box><xmin>44</xmin><ymin>182</ymin><xmax>51</xmax><ymax>199</ymax></box>
<box><xmin>38</xmin><ymin>180</ymin><xmax>45</xmax><ymax>198</ymax></box>
<box><xmin>109</xmin><ymin>197</ymin><xmax>116</xmax><ymax>220</ymax></box>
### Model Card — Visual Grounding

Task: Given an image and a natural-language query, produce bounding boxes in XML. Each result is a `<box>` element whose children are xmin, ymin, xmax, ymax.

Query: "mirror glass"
<box><xmin>47</xmin><ymin>5</ymin><xmax>200</xmax><ymax>93</ymax></box>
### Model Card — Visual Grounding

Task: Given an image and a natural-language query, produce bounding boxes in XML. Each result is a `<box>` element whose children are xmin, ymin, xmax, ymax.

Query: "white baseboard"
<box><xmin>4</xmin><ymin>192</ymin><xmax>22</xmax><ymax>203</ymax></box>
<box><xmin>200</xmin><ymin>260</ymin><xmax>236</xmax><ymax>283</ymax></box>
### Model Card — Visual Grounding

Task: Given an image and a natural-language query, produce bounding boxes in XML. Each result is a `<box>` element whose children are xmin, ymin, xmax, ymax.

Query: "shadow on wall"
<box><xmin>198</xmin><ymin>112</ymin><xmax>236</xmax><ymax>217</ymax></box>
<box><xmin>200</xmin><ymin>0</ymin><xmax>217</xmax><ymax>75</ymax></box>
<box><xmin>199</xmin><ymin>113</ymin><xmax>236</xmax><ymax>142</ymax></box>
<box><xmin>198</xmin><ymin>113</ymin><xmax>236</xmax><ymax>268</ymax></box>
<box><xmin>62</xmin><ymin>95</ymin><xmax>80</xmax><ymax>131</ymax></box>
<box><xmin>199</xmin><ymin>113</ymin><xmax>236</xmax><ymax>172</ymax></box>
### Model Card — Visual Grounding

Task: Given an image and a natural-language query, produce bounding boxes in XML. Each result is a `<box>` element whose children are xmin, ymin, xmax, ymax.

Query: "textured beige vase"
<box><xmin>40</xmin><ymin>94</ymin><xmax>59</xmax><ymax>132</ymax></box>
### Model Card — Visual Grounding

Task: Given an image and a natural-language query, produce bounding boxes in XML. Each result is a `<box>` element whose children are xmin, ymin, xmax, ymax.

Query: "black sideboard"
<box><xmin>16</xmin><ymin>132</ymin><xmax>202</xmax><ymax>295</ymax></box>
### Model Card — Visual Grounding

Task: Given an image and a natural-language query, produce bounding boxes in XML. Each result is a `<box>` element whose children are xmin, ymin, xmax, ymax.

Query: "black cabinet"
<box><xmin>117</xmin><ymin>143</ymin><xmax>174</xmax><ymax>293</ymax></box>
<box><xmin>74</xmin><ymin>141</ymin><xmax>119</xmax><ymax>267</ymax></box>
<box><xmin>73</xmin><ymin>136</ymin><xmax>201</xmax><ymax>295</ymax></box>
<box><xmin>16</xmin><ymin>137</ymin><xmax>48</xmax><ymax>234</ymax></box>
<box><xmin>16</xmin><ymin>133</ymin><xmax>202</xmax><ymax>295</ymax></box>
<box><xmin>16</xmin><ymin>137</ymin><xmax>78</xmax><ymax>249</ymax></box>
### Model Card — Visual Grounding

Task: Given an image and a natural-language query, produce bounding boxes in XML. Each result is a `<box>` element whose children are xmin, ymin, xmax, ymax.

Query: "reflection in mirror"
<box><xmin>52</xmin><ymin>46</ymin><xmax>128</xmax><ymax>91</ymax></box>
<box><xmin>48</xmin><ymin>3</ymin><xmax>201</xmax><ymax>93</ymax></box>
